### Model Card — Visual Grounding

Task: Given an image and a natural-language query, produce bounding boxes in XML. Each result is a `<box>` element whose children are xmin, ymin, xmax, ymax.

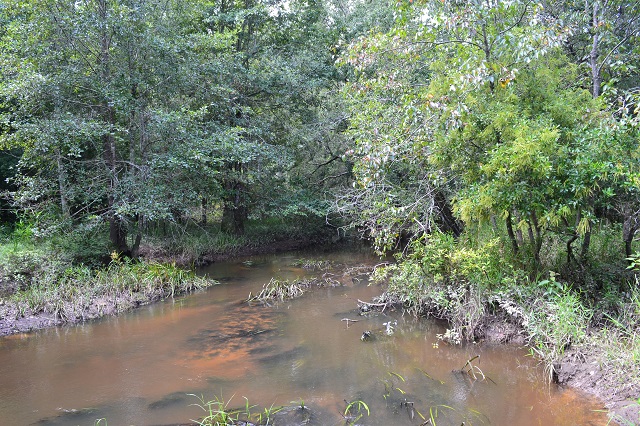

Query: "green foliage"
<box><xmin>373</xmin><ymin>232</ymin><xmax>522</xmax><ymax>338</ymax></box>
<box><xmin>0</xmin><ymin>0</ymin><xmax>353</xmax><ymax>250</ymax></box>
<box><xmin>526</xmin><ymin>284</ymin><xmax>592</xmax><ymax>367</ymax></box>
<box><xmin>337</xmin><ymin>0</ymin><xmax>640</xmax><ymax>276</ymax></box>
<box><xmin>188</xmin><ymin>394</ymin><xmax>283</xmax><ymax>426</ymax></box>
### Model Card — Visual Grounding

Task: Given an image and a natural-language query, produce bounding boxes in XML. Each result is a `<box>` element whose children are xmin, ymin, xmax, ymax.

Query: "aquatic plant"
<box><xmin>343</xmin><ymin>399</ymin><xmax>370</xmax><ymax>425</ymax></box>
<box><xmin>189</xmin><ymin>394</ymin><xmax>284</xmax><ymax>426</ymax></box>
<box><xmin>378</xmin><ymin>369</ymin><xmax>489</xmax><ymax>425</ymax></box>
<box><xmin>291</xmin><ymin>258</ymin><xmax>334</xmax><ymax>270</ymax></box>
<box><xmin>189</xmin><ymin>394</ymin><xmax>241</xmax><ymax>426</ymax></box>
<box><xmin>458</xmin><ymin>355</ymin><xmax>496</xmax><ymax>384</ymax></box>
<box><xmin>247</xmin><ymin>278</ymin><xmax>318</xmax><ymax>303</ymax></box>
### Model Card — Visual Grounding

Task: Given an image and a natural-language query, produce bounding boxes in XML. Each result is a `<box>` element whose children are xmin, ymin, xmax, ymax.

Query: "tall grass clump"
<box><xmin>3</xmin><ymin>256</ymin><xmax>216</xmax><ymax>323</ymax></box>
<box><xmin>520</xmin><ymin>277</ymin><xmax>592</xmax><ymax>376</ymax></box>
<box><xmin>142</xmin><ymin>222</ymin><xmax>248</xmax><ymax>264</ymax></box>
<box><xmin>592</xmin><ymin>280</ymin><xmax>640</xmax><ymax>381</ymax></box>
<box><xmin>247</xmin><ymin>277</ymin><xmax>318</xmax><ymax>303</ymax></box>
<box><xmin>189</xmin><ymin>394</ymin><xmax>282</xmax><ymax>426</ymax></box>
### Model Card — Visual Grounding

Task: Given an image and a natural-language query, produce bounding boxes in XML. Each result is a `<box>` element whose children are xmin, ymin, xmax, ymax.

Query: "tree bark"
<box><xmin>506</xmin><ymin>211</ymin><xmax>519</xmax><ymax>255</ymax></box>
<box><xmin>566</xmin><ymin>211</ymin><xmax>581</xmax><ymax>263</ymax></box>
<box><xmin>221</xmin><ymin>163</ymin><xmax>248</xmax><ymax>235</ymax></box>
<box><xmin>201</xmin><ymin>198</ymin><xmax>208</xmax><ymax>225</ymax></box>
<box><xmin>98</xmin><ymin>0</ymin><xmax>129</xmax><ymax>254</ymax></box>
<box><xmin>589</xmin><ymin>1</ymin><xmax>602</xmax><ymax>98</ymax></box>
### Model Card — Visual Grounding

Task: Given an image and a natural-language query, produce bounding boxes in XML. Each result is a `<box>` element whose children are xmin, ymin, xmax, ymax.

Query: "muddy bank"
<box><xmin>476</xmin><ymin>314</ymin><xmax>639</xmax><ymax>425</ymax></box>
<box><xmin>0</xmin><ymin>304</ymin><xmax>61</xmax><ymax>336</ymax></box>
<box><xmin>556</xmin><ymin>344</ymin><xmax>640</xmax><ymax>425</ymax></box>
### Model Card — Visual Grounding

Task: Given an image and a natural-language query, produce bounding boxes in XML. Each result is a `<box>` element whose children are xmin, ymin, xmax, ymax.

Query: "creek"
<box><xmin>0</xmin><ymin>249</ymin><xmax>608</xmax><ymax>425</ymax></box>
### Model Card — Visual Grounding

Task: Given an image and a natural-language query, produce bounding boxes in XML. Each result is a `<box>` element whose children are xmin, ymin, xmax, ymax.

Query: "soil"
<box><xmin>555</xmin><ymin>344</ymin><xmax>640</xmax><ymax>426</ymax></box>
<box><xmin>0</xmin><ymin>303</ymin><xmax>62</xmax><ymax>336</ymax></box>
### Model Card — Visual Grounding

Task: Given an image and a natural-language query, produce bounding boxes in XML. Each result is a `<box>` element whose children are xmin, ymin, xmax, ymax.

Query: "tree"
<box><xmin>0</xmin><ymin>0</ymin><xmax>235</xmax><ymax>254</ymax></box>
<box><xmin>338</xmin><ymin>0</ymin><xmax>625</xmax><ymax>273</ymax></box>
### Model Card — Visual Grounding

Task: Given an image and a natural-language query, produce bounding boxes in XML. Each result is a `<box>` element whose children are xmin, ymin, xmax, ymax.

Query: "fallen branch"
<box><xmin>357</xmin><ymin>299</ymin><xmax>388</xmax><ymax>307</ymax></box>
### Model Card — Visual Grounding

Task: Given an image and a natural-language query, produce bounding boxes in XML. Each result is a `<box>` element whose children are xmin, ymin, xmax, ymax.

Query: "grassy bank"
<box><xmin>0</xmin><ymin>216</ymin><xmax>336</xmax><ymax>335</ymax></box>
<box><xmin>0</xmin><ymin>254</ymin><xmax>215</xmax><ymax>335</ymax></box>
<box><xmin>370</xmin><ymin>229</ymin><xmax>640</xmax><ymax>424</ymax></box>
<box><xmin>139</xmin><ymin>216</ymin><xmax>338</xmax><ymax>265</ymax></box>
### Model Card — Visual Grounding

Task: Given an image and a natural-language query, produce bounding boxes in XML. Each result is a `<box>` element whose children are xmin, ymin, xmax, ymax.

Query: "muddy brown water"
<box><xmin>0</xmin><ymin>250</ymin><xmax>608</xmax><ymax>425</ymax></box>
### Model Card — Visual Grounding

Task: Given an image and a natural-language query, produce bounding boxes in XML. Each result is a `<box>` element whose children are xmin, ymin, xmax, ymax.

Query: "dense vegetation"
<box><xmin>1</xmin><ymin>0</ymin><xmax>640</xmax><ymax>421</ymax></box>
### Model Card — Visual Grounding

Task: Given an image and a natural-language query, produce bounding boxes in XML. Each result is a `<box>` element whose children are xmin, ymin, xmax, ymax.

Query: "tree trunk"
<box><xmin>221</xmin><ymin>163</ymin><xmax>247</xmax><ymax>235</ymax></box>
<box><xmin>506</xmin><ymin>211</ymin><xmax>519</xmax><ymax>255</ymax></box>
<box><xmin>514</xmin><ymin>211</ymin><xmax>524</xmax><ymax>247</ymax></box>
<box><xmin>434</xmin><ymin>191</ymin><xmax>463</xmax><ymax>237</ymax></box>
<box><xmin>99</xmin><ymin>0</ymin><xmax>129</xmax><ymax>254</ymax></box>
<box><xmin>201</xmin><ymin>198</ymin><xmax>208</xmax><ymax>225</ymax></box>
<box><xmin>566</xmin><ymin>211</ymin><xmax>581</xmax><ymax>264</ymax></box>
<box><xmin>623</xmin><ymin>213</ymin><xmax>639</xmax><ymax>259</ymax></box>
<box><xmin>589</xmin><ymin>1</ymin><xmax>602</xmax><ymax>98</ymax></box>
<box><xmin>109</xmin><ymin>214</ymin><xmax>129</xmax><ymax>254</ymax></box>
<box><xmin>55</xmin><ymin>149</ymin><xmax>70</xmax><ymax>219</ymax></box>
<box><xmin>529</xmin><ymin>211</ymin><xmax>542</xmax><ymax>267</ymax></box>
<box><xmin>221</xmin><ymin>196</ymin><xmax>247</xmax><ymax>235</ymax></box>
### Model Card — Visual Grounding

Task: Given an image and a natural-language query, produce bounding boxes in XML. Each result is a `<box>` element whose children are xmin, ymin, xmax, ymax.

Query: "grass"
<box><xmin>189</xmin><ymin>394</ymin><xmax>283</xmax><ymax>426</ymax></box>
<box><xmin>142</xmin><ymin>224</ymin><xmax>248</xmax><ymax>265</ymax></box>
<box><xmin>1</xmin><ymin>256</ymin><xmax>216</xmax><ymax>324</ymax></box>
<box><xmin>247</xmin><ymin>277</ymin><xmax>319</xmax><ymax>303</ymax></box>
<box><xmin>139</xmin><ymin>215</ymin><xmax>334</xmax><ymax>266</ymax></box>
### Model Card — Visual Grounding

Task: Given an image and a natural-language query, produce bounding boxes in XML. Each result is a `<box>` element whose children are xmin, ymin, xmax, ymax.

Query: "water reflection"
<box><xmin>0</xmin><ymin>250</ymin><xmax>608</xmax><ymax>425</ymax></box>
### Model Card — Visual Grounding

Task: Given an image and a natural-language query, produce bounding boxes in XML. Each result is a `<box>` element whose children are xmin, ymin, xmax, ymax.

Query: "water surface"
<box><xmin>0</xmin><ymin>250</ymin><xmax>608</xmax><ymax>425</ymax></box>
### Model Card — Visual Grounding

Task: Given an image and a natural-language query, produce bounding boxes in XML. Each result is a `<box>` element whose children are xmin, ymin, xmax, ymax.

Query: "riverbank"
<box><xmin>1</xmin><ymin>233</ymin><xmax>637</xmax><ymax>424</ymax></box>
<box><xmin>0</xmin><ymin>217</ymin><xmax>339</xmax><ymax>336</ymax></box>
<box><xmin>0</xmin><ymin>259</ymin><xmax>215</xmax><ymax>336</ymax></box>
<box><xmin>373</xmin><ymin>275</ymin><xmax>640</xmax><ymax>425</ymax></box>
